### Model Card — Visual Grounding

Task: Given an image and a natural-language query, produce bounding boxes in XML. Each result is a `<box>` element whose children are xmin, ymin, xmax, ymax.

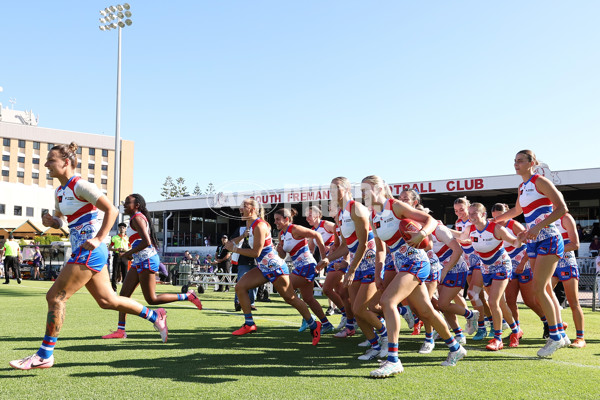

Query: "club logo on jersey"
<box><xmin>472</xmin><ymin>237</ymin><xmax>479</xmax><ymax>242</ymax></box>
<box><xmin>374</xmin><ymin>221</ymin><xmax>381</xmax><ymax>229</ymax></box>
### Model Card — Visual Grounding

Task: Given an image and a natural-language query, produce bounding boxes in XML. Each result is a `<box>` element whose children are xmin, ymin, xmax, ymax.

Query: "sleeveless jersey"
<box><xmin>56</xmin><ymin>176</ymin><xmax>101</xmax><ymax>250</ymax></box>
<box><xmin>555</xmin><ymin>216</ymin><xmax>577</xmax><ymax>267</ymax></box>
<box><xmin>456</xmin><ymin>219</ymin><xmax>481</xmax><ymax>268</ymax></box>
<box><xmin>432</xmin><ymin>221</ymin><xmax>467</xmax><ymax>273</ymax></box>
<box><xmin>312</xmin><ymin>220</ymin><xmax>335</xmax><ymax>247</ymax></box>
<box><xmin>127</xmin><ymin>212</ymin><xmax>158</xmax><ymax>264</ymax></box>
<box><xmin>469</xmin><ymin>221</ymin><xmax>510</xmax><ymax>274</ymax></box>
<box><xmin>518</xmin><ymin>174</ymin><xmax>560</xmax><ymax>242</ymax></box>
<box><xmin>339</xmin><ymin>200</ymin><xmax>376</xmax><ymax>270</ymax></box>
<box><xmin>280</xmin><ymin>224</ymin><xmax>316</xmax><ymax>269</ymax></box>
<box><xmin>371</xmin><ymin>199</ymin><xmax>428</xmax><ymax>265</ymax></box>
<box><xmin>248</xmin><ymin>218</ymin><xmax>285</xmax><ymax>272</ymax></box>
<box><xmin>502</xmin><ymin>220</ymin><xmax>528</xmax><ymax>267</ymax></box>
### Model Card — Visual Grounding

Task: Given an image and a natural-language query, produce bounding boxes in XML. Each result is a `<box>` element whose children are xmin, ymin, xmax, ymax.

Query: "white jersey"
<box><xmin>280</xmin><ymin>224</ymin><xmax>316</xmax><ymax>269</ymax></box>
<box><xmin>469</xmin><ymin>222</ymin><xmax>511</xmax><ymax>275</ymax></box>
<box><xmin>127</xmin><ymin>212</ymin><xmax>158</xmax><ymax>264</ymax></box>
<box><xmin>518</xmin><ymin>174</ymin><xmax>560</xmax><ymax>242</ymax></box>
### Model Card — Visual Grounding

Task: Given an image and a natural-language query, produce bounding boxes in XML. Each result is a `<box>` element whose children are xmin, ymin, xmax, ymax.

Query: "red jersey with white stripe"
<box><xmin>518</xmin><ymin>174</ymin><xmax>560</xmax><ymax>242</ymax></box>
<box><xmin>126</xmin><ymin>212</ymin><xmax>158</xmax><ymax>263</ymax></box>
<box><xmin>469</xmin><ymin>221</ymin><xmax>510</xmax><ymax>274</ymax></box>
<box><xmin>280</xmin><ymin>224</ymin><xmax>317</xmax><ymax>268</ymax></box>
<box><xmin>248</xmin><ymin>218</ymin><xmax>285</xmax><ymax>272</ymax></box>
<box><xmin>55</xmin><ymin>176</ymin><xmax>101</xmax><ymax>250</ymax></box>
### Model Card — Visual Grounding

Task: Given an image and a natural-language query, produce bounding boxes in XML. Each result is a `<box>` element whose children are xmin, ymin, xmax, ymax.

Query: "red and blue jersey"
<box><xmin>339</xmin><ymin>200</ymin><xmax>376</xmax><ymax>271</ymax></box>
<box><xmin>469</xmin><ymin>221</ymin><xmax>510</xmax><ymax>274</ymax></box>
<box><xmin>55</xmin><ymin>176</ymin><xmax>101</xmax><ymax>250</ymax></box>
<box><xmin>456</xmin><ymin>218</ymin><xmax>481</xmax><ymax>268</ymax></box>
<box><xmin>249</xmin><ymin>218</ymin><xmax>285</xmax><ymax>272</ymax></box>
<box><xmin>312</xmin><ymin>220</ymin><xmax>335</xmax><ymax>247</ymax></box>
<box><xmin>555</xmin><ymin>216</ymin><xmax>578</xmax><ymax>268</ymax></box>
<box><xmin>281</xmin><ymin>224</ymin><xmax>317</xmax><ymax>269</ymax></box>
<box><xmin>518</xmin><ymin>174</ymin><xmax>560</xmax><ymax>242</ymax></box>
<box><xmin>432</xmin><ymin>221</ymin><xmax>467</xmax><ymax>273</ymax></box>
<box><xmin>127</xmin><ymin>212</ymin><xmax>158</xmax><ymax>264</ymax></box>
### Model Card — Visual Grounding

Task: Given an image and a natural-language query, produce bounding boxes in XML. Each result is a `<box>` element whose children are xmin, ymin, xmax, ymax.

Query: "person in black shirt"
<box><xmin>215</xmin><ymin>235</ymin><xmax>232</xmax><ymax>292</ymax></box>
<box><xmin>233</xmin><ymin>233</ymin><xmax>258</xmax><ymax>311</ymax></box>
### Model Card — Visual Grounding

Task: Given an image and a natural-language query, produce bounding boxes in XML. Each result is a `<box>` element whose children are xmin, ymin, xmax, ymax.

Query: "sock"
<box><xmin>377</xmin><ymin>315</ymin><xmax>385</xmax><ymax>324</ymax></box>
<box><xmin>306</xmin><ymin>317</ymin><xmax>317</xmax><ymax>330</ymax></box>
<box><xmin>117</xmin><ymin>321</ymin><xmax>126</xmax><ymax>331</ymax></box>
<box><xmin>444</xmin><ymin>336</ymin><xmax>460</xmax><ymax>352</ymax></box>
<box><xmin>485</xmin><ymin>316</ymin><xmax>493</xmax><ymax>325</ymax></box>
<box><xmin>377</xmin><ymin>324</ymin><xmax>388</xmax><ymax>338</ymax></box>
<box><xmin>576</xmin><ymin>330</ymin><xmax>584</xmax><ymax>339</ymax></box>
<box><xmin>509</xmin><ymin>322</ymin><xmax>519</xmax><ymax>334</ymax></box>
<box><xmin>453</xmin><ymin>327</ymin><xmax>464</xmax><ymax>337</ymax></box>
<box><xmin>557</xmin><ymin>322</ymin><xmax>566</xmax><ymax>337</ymax></box>
<box><xmin>478</xmin><ymin>320</ymin><xmax>485</xmax><ymax>329</ymax></box>
<box><xmin>387</xmin><ymin>342</ymin><xmax>399</xmax><ymax>363</ymax></box>
<box><xmin>515</xmin><ymin>320</ymin><xmax>520</xmax><ymax>329</ymax></box>
<box><xmin>177</xmin><ymin>293</ymin><xmax>189</xmax><ymax>301</ymax></box>
<box><xmin>340</xmin><ymin>307</ymin><xmax>346</xmax><ymax>318</ymax></box>
<box><xmin>244</xmin><ymin>313</ymin><xmax>255</xmax><ymax>326</ymax></box>
<box><xmin>463</xmin><ymin>309</ymin><xmax>474</xmax><ymax>319</ymax></box>
<box><xmin>346</xmin><ymin>318</ymin><xmax>356</xmax><ymax>330</ymax></box>
<box><xmin>138</xmin><ymin>306</ymin><xmax>157</xmax><ymax>323</ymax></box>
<box><xmin>36</xmin><ymin>335</ymin><xmax>57</xmax><ymax>359</ymax></box>
<box><xmin>548</xmin><ymin>324</ymin><xmax>561</xmax><ymax>341</ymax></box>
<box><xmin>425</xmin><ymin>332</ymin><xmax>434</xmax><ymax>344</ymax></box>
<box><xmin>397</xmin><ymin>306</ymin><xmax>408</xmax><ymax>316</ymax></box>
<box><xmin>414</xmin><ymin>316</ymin><xmax>421</xmax><ymax>324</ymax></box>
<box><xmin>369</xmin><ymin>336</ymin><xmax>381</xmax><ymax>351</ymax></box>
<box><xmin>320</xmin><ymin>317</ymin><xmax>332</xmax><ymax>328</ymax></box>
<box><xmin>494</xmin><ymin>329</ymin><xmax>502</xmax><ymax>341</ymax></box>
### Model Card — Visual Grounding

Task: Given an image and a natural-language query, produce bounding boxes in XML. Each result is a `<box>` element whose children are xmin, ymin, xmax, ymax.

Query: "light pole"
<box><xmin>99</xmin><ymin>4</ymin><xmax>132</xmax><ymax>221</ymax></box>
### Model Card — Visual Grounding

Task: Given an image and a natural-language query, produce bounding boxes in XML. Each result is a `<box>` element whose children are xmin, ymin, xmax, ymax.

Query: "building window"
<box><xmin>88</xmin><ymin>163</ymin><xmax>95</xmax><ymax>170</ymax></box>
<box><xmin>18</xmin><ymin>156</ymin><xmax>25</xmax><ymax>163</ymax></box>
<box><xmin>89</xmin><ymin>177</ymin><xmax>95</xmax><ymax>183</ymax></box>
<box><xmin>32</xmin><ymin>158</ymin><xmax>40</xmax><ymax>164</ymax></box>
<box><xmin>33</xmin><ymin>141</ymin><xmax>40</xmax><ymax>150</ymax></box>
<box><xmin>2</xmin><ymin>155</ymin><xmax>8</xmax><ymax>161</ymax></box>
<box><xmin>18</xmin><ymin>140</ymin><xmax>25</xmax><ymax>148</ymax></box>
<box><xmin>42</xmin><ymin>208</ymin><xmax>49</xmax><ymax>216</ymax></box>
<box><xmin>101</xmin><ymin>178</ymin><xmax>107</xmax><ymax>184</ymax></box>
<box><xmin>0</xmin><ymin>204</ymin><xmax>5</xmax><ymax>214</ymax></box>
<box><xmin>26</xmin><ymin>207</ymin><xmax>34</xmax><ymax>217</ymax></box>
<box><xmin>101</xmin><ymin>164</ymin><xmax>108</xmax><ymax>171</ymax></box>
<box><xmin>17</xmin><ymin>171</ymin><xmax>24</xmax><ymax>178</ymax></box>
<box><xmin>47</xmin><ymin>174</ymin><xmax>53</xmax><ymax>180</ymax></box>
<box><xmin>47</xmin><ymin>143</ymin><xmax>54</xmax><ymax>150</ymax></box>
<box><xmin>1</xmin><ymin>170</ymin><xmax>8</xmax><ymax>177</ymax></box>
<box><xmin>89</xmin><ymin>148</ymin><xmax>95</xmax><ymax>156</ymax></box>
<box><xmin>14</xmin><ymin>206</ymin><xmax>22</xmax><ymax>216</ymax></box>
<box><xmin>2</xmin><ymin>138</ymin><xmax>9</xmax><ymax>146</ymax></box>
<box><xmin>32</xmin><ymin>172</ymin><xmax>39</xmax><ymax>179</ymax></box>
<box><xmin>102</xmin><ymin>149</ymin><xmax>108</xmax><ymax>157</ymax></box>
<box><xmin>76</xmin><ymin>146</ymin><xmax>82</xmax><ymax>155</ymax></box>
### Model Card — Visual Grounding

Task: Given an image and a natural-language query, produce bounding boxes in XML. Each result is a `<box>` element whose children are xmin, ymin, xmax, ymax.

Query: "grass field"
<box><xmin>1</xmin><ymin>281</ymin><xmax>599</xmax><ymax>400</ymax></box>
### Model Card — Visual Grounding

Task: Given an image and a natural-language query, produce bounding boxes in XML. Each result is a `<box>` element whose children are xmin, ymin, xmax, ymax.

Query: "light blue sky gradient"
<box><xmin>1</xmin><ymin>1</ymin><xmax>598</xmax><ymax>201</ymax></box>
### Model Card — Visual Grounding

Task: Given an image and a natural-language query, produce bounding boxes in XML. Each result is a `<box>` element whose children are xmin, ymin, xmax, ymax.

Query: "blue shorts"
<box><xmin>326</xmin><ymin>257</ymin><xmax>348</xmax><ymax>273</ymax></box>
<box><xmin>134</xmin><ymin>254</ymin><xmax>160</xmax><ymax>274</ymax></box>
<box><xmin>512</xmin><ymin>268</ymin><xmax>532</xmax><ymax>284</ymax></box>
<box><xmin>553</xmin><ymin>264</ymin><xmax>579</xmax><ymax>281</ymax></box>
<box><xmin>482</xmin><ymin>270</ymin><xmax>512</xmax><ymax>287</ymax></box>
<box><xmin>292</xmin><ymin>262</ymin><xmax>317</xmax><ymax>282</ymax></box>
<box><xmin>526</xmin><ymin>235</ymin><xmax>564</xmax><ymax>259</ymax></box>
<box><xmin>397</xmin><ymin>260</ymin><xmax>430</xmax><ymax>283</ymax></box>
<box><xmin>425</xmin><ymin>268</ymin><xmax>440</xmax><ymax>283</ymax></box>
<box><xmin>441</xmin><ymin>271</ymin><xmax>467</xmax><ymax>288</ymax></box>
<box><xmin>68</xmin><ymin>243</ymin><xmax>108</xmax><ymax>272</ymax></box>
<box><xmin>261</xmin><ymin>263</ymin><xmax>290</xmax><ymax>283</ymax></box>
<box><xmin>354</xmin><ymin>267</ymin><xmax>375</xmax><ymax>284</ymax></box>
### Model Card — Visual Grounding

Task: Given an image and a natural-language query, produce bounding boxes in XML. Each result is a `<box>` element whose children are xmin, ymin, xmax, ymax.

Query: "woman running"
<box><xmin>101</xmin><ymin>193</ymin><xmax>203</xmax><ymax>339</ymax></box>
<box><xmin>454</xmin><ymin>197</ymin><xmax>493</xmax><ymax>340</ymax></box>
<box><xmin>362</xmin><ymin>176</ymin><xmax>467</xmax><ymax>378</ymax></box>
<box><xmin>494</xmin><ymin>150</ymin><xmax>568</xmax><ymax>357</ymax></box>
<box><xmin>306</xmin><ymin>205</ymin><xmax>355</xmax><ymax>333</ymax></box>
<box><xmin>10</xmin><ymin>143</ymin><xmax>168</xmax><ymax>370</ymax></box>
<box><xmin>225</xmin><ymin>198</ymin><xmax>321</xmax><ymax>345</ymax></box>
<box><xmin>453</xmin><ymin>203</ymin><xmax>523</xmax><ymax>351</ymax></box>
<box><xmin>317</xmin><ymin>177</ymin><xmax>388</xmax><ymax>361</ymax></box>
<box><xmin>490</xmin><ymin>203</ymin><xmax>547</xmax><ymax>339</ymax></box>
<box><xmin>274</xmin><ymin>208</ymin><xmax>335</xmax><ymax>333</ymax></box>
<box><xmin>552</xmin><ymin>213</ymin><xmax>585</xmax><ymax>348</ymax></box>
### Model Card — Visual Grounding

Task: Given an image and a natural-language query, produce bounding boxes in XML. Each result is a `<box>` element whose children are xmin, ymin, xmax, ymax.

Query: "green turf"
<box><xmin>1</xmin><ymin>281</ymin><xmax>599</xmax><ymax>399</ymax></box>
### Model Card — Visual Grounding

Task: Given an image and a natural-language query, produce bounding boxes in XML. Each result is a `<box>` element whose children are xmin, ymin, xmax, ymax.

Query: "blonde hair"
<box><xmin>454</xmin><ymin>196</ymin><xmax>470</xmax><ymax>207</ymax></box>
<box><xmin>362</xmin><ymin>175</ymin><xmax>394</xmax><ymax>200</ymax></box>
<box><xmin>275</xmin><ymin>207</ymin><xmax>298</xmax><ymax>223</ymax></box>
<box><xmin>305</xmin><ymin>205</ymin><xmax>322</xmax><ymax>219</ymax></box>
<box><xmin>243</xmin><ymin>198</ymin><xmax>265</xmax><ymax>220</ymax></box>
<box><xmin>331</xmin><ymin>176</ymin><xmax>351</xmax><ymax>191</ymax></box>
<box><xmin>469</xmin><ymin>202</ymin><xmax>487</xmax><ymax>214</ymax></box>
<box><xmin>51</xmin><ymin>142</ymin><xmax>79</xmax><ymax>168</ymax></box>
<box><xmin>517</xmin><ymin>149</ymin><xmax>539</xmax><ymax>166</ymax></box>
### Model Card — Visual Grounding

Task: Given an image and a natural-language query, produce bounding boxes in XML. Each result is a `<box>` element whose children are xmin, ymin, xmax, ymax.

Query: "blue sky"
<box><xmin>1</xmin><ymin>1</ymin><xmax>598</xmax><ymax>201</ymax></box>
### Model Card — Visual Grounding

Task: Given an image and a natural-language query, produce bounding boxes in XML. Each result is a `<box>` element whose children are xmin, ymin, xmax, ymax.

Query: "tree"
<box><xmin>161</xmin><ymin>176</ymin><xmax>176</xmax><ymax>199</ymax></box>
<box><xmin>205</xmin><ymin>182</ymin><xmax>216</xmax><ymax>195</ymax></box>
<box><xmin>193</xmin><ymin>183</ymin><xmax>202</xmax><ymax>196</ymax></box>
<box><xmin>175</xmin><ymin>177</ymin><xmax>189</xmax><ymax>197</ymax></box>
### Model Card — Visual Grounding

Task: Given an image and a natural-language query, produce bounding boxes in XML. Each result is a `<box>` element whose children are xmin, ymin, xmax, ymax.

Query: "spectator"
<box><xmin>233</xmin><ymin>233</ymin><xmax>258</xmax><ymax>311</ymax></box>
<box><xmin>2</xmin><ymin>234</ymin><xmax>22</xmax><ymax>284</ymax></box>
<box><xmin>184</xmin><ymin>251</ymin><xmax>193</xmax><ymax>262</ymax></box>
<box><xmin>589</xmin><ymin>236</ymin><xmax>600</xmax><ymax>257</ymax></box>
<box><xmin>204</xmin><ymin>236</ymin><xmax>211</xmax><ymax>246</ymax></box>
<box><xmin>31</xmin><ymin>246</ymin><xmax>44</xmax><ymax>280</ymax></box>
<box><xmin>108</xmin><ymin>222</ymin><xmax>130</xmax><ymax>292</ymax></box>
<box><xmin>214</xmin><ymin>235</ymin><xmax>232</xmax><ymax>292</ymax></box>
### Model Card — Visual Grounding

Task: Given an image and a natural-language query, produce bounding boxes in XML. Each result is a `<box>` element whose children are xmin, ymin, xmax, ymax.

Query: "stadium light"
<box><xmin>98</xmin><ymin>4</ymin><xmax>133</xmax><ymax>222</ymax></box>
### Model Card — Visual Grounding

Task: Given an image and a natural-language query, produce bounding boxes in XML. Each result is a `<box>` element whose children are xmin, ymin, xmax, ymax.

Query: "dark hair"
<box><xmin>8</xmin><ymin>233</ymin><xmax>14</xmax><ymax>240</ymax></box>
<box><xmin>118</xmin><ymin>223</ymin><xmax>127</xmax><ymax>228</ymax></box>
<box><xmin>50</xmin><ymin>142</ymin><xmax>79</xmax><ymax>168</ymax></box>
<box><xmin>517</xmin><ymin>149</ymin><xmax>539</xmax><ymax>166</ymax></box>
<box><xmin>128</xmin><ymin>194</ymin><xmax>158</xmax><ymax>248</ymax></box>
<box><xmin>454</xmin><ymin>196</ymin><xmax>470</xmax><ymax>206</ymax></box>
<box><xmin>275</xmin><ymin>207</ymin><xmax>298</xmax><ymax>223</ymax></box>
<box><xmin>491</xmin><ymin>203</ymin><xmax>508</xmax><ymax>213</ymax></box>
<box><xmin>401</xmin><ymin>188</ymin><xmax>422</xmax><ymax>207</ymax></box>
